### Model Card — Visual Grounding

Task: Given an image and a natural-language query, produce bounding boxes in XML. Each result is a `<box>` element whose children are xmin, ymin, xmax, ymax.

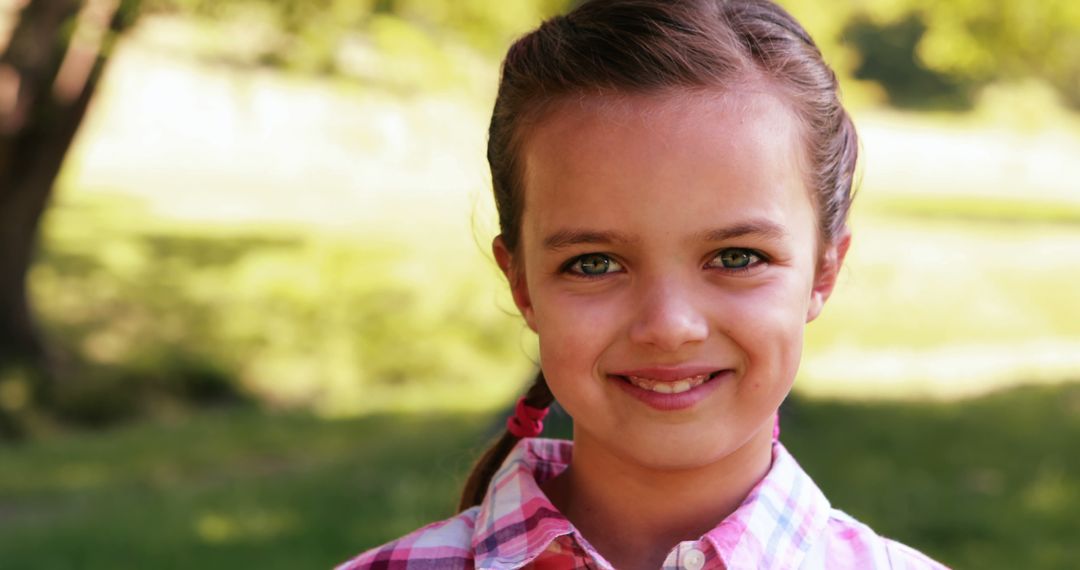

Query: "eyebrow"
<box><xmin>542</xmin><ymin>219</ymin><xmax>787</xmax><ymax>251</ymax></box>
<box><xmin>698</xmin><ymin>219</ymin><xmax>788</xmax><ymax>242</ymax></box>
<box><xmin>543</xmin><ymin>229</ymin><xmax>636</xmax><ymax>251</ymax></box>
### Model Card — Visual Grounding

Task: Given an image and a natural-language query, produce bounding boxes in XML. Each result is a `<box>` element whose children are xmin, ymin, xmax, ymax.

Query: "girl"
<box><xmin>341</xmin><ymin>0</ymin><xmax>948</xmax><ymax>568</ymax></box>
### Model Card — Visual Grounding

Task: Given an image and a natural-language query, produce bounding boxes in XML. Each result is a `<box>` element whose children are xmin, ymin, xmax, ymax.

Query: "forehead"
<box><xmin>518</xmin><ymin>89</ymin><xmax>813</xmax><ymax>247</ymax></box>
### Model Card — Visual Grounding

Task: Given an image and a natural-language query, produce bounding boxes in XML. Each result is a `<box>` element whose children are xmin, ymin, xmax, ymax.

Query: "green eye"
<box><xmin>570</xmin><ymin>254</ymin><xmax>621</xmax><ymax>276</ymax></box>
<box><xmin>710</xmin><ymin>248</ymin><xmax>762</xmax><ymax>270</ymax></box>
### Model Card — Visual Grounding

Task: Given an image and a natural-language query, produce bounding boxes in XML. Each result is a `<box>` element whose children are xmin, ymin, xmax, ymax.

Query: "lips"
<box><xmin>609</xmin><ymin>367</ymin><xmax>730</xmax><ymax>411</ymax></box>
<box><xmin>624</xmin><ymin>374</ymin><xmax>709</xmax><ymax>394</ymax></box>
<box><xmin>610</xmin><ymin>367</ymin><xmax>729</xmax><ymax>394</ymax></box>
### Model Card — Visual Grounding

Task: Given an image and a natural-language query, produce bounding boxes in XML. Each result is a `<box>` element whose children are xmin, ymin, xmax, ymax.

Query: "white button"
<box><xmin>683</xmin><ymin>548</ymin><xmax>706</xmax><ymax>570</ymax></box>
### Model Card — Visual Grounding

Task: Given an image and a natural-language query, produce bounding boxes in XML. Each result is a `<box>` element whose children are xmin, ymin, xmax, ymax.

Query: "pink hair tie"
<box><xmin>507</xmin><ymin>397</ymin><xmax>550</xmax><ymax>438</ymax></box>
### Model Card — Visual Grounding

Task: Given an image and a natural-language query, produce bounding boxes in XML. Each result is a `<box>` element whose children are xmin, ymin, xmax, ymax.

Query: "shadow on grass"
<box><xmin>25</xmin><ymin>195</ymin><xmax>525</xmax><ymax>435</ymax></box>
<box><xmin>1</xmin><ymin>382</ymin><xmax>1077</xmax><ymax>569</ymax></box>
<box><xmin>18</xmin><ymin>221</ymin><xmax>308</xmax><ymax>433</ymax></box>
<box><xmin>0</xmin><ymin>410</ymin><xmax>492</xmax><ymax>569</ymax></box>
<box><xmin>781</xmin><ymin>383</ymin><xmax>1080</xmax><ymax>569</ymax></box>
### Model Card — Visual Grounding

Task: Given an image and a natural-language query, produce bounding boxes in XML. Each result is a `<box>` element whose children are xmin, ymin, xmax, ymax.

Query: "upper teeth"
<box><xmin>626</xmin><ymin>374</ymin><xmax>709</xmax><ymax>394</ymax></box>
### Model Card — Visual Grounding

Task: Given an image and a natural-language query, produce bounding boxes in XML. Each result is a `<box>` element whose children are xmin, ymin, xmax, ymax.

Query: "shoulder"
<box><xmin>809</xmin><ymin>509</ymin><xmax>950</xmax><ymax>569</ymax></box>
<box><xmin>335</xmin><ymin>508</ymin><xmax>479</xmax><ymax>570</ymax></box>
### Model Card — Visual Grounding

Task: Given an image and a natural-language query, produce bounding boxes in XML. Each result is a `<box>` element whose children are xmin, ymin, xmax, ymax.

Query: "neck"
<box><xmin>541</xmin><ymin>427</ymin><xmax>774</xmax><ymax>570</ymax></box>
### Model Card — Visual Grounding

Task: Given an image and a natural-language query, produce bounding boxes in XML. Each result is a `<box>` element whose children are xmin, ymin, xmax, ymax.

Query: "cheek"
<box><xmin>533</xmin><ymin>307</ymin><xmax>612</xmax><ymax>420</ymax></box>
<box><xmin>721</xmin><ymin>277</ymin><xmax>809</xmax><ymax>376</ymax></box>
<box><xmin>532</xmin><ymin>290</ymin><xmax>622</xmax><ymax>365</ymax></box>
<box><xmin>529</xmin><ymin>267</ymin><xmax>626</xmax><ymax>331</ymax></box>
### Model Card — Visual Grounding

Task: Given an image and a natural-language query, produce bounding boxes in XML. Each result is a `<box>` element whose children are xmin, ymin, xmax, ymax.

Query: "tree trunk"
<box><xmin>0</xmin><ymin>0</ymin><xmax>128</xmax><ymax>390</ymax></box>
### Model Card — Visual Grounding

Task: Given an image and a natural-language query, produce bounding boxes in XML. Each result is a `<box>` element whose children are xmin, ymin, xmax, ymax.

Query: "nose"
<box><xmin>628</xmin><ymin>276</ymin><xmax>709</xmax><ymax>352</ymax></box>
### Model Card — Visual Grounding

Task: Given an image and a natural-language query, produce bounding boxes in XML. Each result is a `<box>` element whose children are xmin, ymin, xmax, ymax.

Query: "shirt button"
<box><xmin>683</xmin><ymin>548</ymin><xmax>706</xmax><ymax>570</ymax></box>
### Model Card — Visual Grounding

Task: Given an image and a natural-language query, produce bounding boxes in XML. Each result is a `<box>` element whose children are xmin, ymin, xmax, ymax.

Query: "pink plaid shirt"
<box><xmin>338</xmin><ymin>438</ymin><xmax>948</xmax><ymax>569</ymax></box>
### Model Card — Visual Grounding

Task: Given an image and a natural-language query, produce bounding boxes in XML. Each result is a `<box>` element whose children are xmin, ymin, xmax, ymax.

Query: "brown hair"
<box><xmin>459</xmin><ymin>0</ymin><xmax>858</xmax><ymax>511</ymax></box>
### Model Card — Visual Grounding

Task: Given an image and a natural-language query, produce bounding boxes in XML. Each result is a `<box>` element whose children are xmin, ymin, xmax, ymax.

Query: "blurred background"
<box><xmin>1</xmin><ymin>0</ymin><xmax>1078</xmax><ymax>567</ymax></box>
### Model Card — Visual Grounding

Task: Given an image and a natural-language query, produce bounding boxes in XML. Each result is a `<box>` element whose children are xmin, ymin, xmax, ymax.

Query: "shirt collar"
<box><xmin>471</xmin><ymin>437</ymin><xmax>831</xmax><ymax>570</ymax></box>
<box><xmin>703</xmin><ymin>440</ymin><xmax>832</xmax><ymax>569</ymax></box>
<box><xmin>471</xmin><ymin>438</ymin><xmax>580</xmax><ymax>569</ymax></box>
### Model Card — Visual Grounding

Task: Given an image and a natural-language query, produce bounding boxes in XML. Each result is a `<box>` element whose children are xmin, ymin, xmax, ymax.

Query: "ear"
<box><xmin>493</xmin><ymin>235</ymin><xmax>537</xmax><ymax>332</ymax></box>
<box><xmin>806</xmin><ymin>226</ymin><xmax>851</xmax><ymax>323</ymax></box>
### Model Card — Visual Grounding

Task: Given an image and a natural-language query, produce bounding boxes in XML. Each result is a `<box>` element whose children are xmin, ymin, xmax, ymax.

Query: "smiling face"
<box><xmin>495</xmin><ymin>88</ymin><xmax>848</xmax><ymax>470</ymax></box>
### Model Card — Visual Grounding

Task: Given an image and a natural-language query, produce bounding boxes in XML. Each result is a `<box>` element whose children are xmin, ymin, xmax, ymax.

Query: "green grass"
<box><xmin>23</xmin><ymin>192</ymin><xmax>530</xmax><ymax>426</ymax></box>
<box><xmin>813</xmin><ymin>207</ymin><xmax>1080</xmax><ymax>351</ymax></box>
<box><xmin>2</xmin><ymin>383</ymin><xmax>1078</xmax><ymax>569</ymax></box>
<box><xmin>864</xmin><ymin>194</ymin><xmax>1080</xmax><ymax>226</ymax></box>
<box><xmin>0</xmin><ymin>409</ymin><xmax>492</xmax><ymax>569</ymax></box>
<box><xmin>783</xmin><ymin>383</ymin><xmax>1080</xmax><ymax>569</ymax></box>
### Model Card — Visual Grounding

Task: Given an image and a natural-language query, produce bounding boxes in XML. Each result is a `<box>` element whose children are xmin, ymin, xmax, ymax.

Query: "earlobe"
<box><xmin>806</xmin><ymin>228</ymin><xmax>851</xmax><ymax>323</ymax></box>
<box><xmin>492</xmin><ymin>235</ymin><xmax>537</xmax><ymax>331</ymax></box>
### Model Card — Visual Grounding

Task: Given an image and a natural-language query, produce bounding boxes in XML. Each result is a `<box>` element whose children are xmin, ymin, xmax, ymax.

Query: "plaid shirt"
<box><xmin>338</xmin><ymin>438</ymin><xmax>948</xmax><ymax>569</ymax></box>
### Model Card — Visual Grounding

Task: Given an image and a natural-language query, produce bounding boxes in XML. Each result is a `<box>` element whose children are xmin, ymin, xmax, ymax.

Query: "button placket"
<box><xmin>682</xmin><ymin>547</ymin><xmax>706</xmax><ymax>570</ymax></box>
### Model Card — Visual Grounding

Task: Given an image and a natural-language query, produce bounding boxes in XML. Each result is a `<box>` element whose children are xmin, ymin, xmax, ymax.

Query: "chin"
<box><xmin>608</xmin><ymin>428</ymin><xmax>750</xmax><ymax>472</ymax></box>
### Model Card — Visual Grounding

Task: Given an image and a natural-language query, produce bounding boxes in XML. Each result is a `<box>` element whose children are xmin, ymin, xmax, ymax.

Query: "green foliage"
<box><xmin>913</xmin><ymin>0</ymin><xmax>1080</xmax><ymax>95</ymax></box>
<box><xmin>0</xmin><ymin>365</ymin><xmax>49</xmax><ymax>439</ymax></box>
<box><xmin>845</xmin><ymin>14</ymin><xmax>970</xmax><ymax>110</ymax></box>
<box><xmin>388</xmin><ymin>0</ymin><xmax>570</xmax><ymax>54</ymax></box>
<box><xmin>778</xmin><ymin>0</ymin><xmax>1080</xmax><ymax>109</ymax></box>
<box><xmin>29</xmin><ymin>194</ymin><xmax>530</xmax><ymax>426</ymax></box>
<box><xmin>2</xmin><ymin>383</ymin><xmax>1078</xmax><ymax>567</ymax></box>
<box><xmin>131</xmin><ymin>0</ymin><xmax>571</xmax><ymax>88</ymax></box>
<box><xmin>114</xmin><ymin>0</ymin><xmax>1080</xmax><ymax>107</ymax></box>
<box><xmin>839</xmin><ymin>0</ymin><xmax>1080</xmax><ymax>109</ymax></box>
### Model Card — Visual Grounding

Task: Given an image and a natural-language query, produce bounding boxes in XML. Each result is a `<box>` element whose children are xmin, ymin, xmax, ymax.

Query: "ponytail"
<box><xmin>457</xmin><ymin>371</ymin><xmax>554</xmax><ymax>512</ymax></box>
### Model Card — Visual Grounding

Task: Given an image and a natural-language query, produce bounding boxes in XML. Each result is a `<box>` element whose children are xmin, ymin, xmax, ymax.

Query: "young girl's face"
<box><xmin>495</xmin><ymin>88</ymin><xmax>847</xmax><ymax>470</ymax></box>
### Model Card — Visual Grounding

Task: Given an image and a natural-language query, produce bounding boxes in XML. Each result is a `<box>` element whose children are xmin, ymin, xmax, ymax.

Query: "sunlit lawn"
<box><xmin>799</xmin><ymin>195</ymin><xmax>1080</xmax><ymax>399</ymax></box>
<box><xmin>2</xmin><ymin>382</ymin><xmax>1078</xmax><ymax>569</ymax></box>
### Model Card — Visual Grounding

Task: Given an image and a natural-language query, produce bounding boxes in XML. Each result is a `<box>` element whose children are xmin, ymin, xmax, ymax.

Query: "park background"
<box><xmin>1</xmin><ymin>0</ymin><xmax>1078</xmax><ymax>567</ymax></box>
